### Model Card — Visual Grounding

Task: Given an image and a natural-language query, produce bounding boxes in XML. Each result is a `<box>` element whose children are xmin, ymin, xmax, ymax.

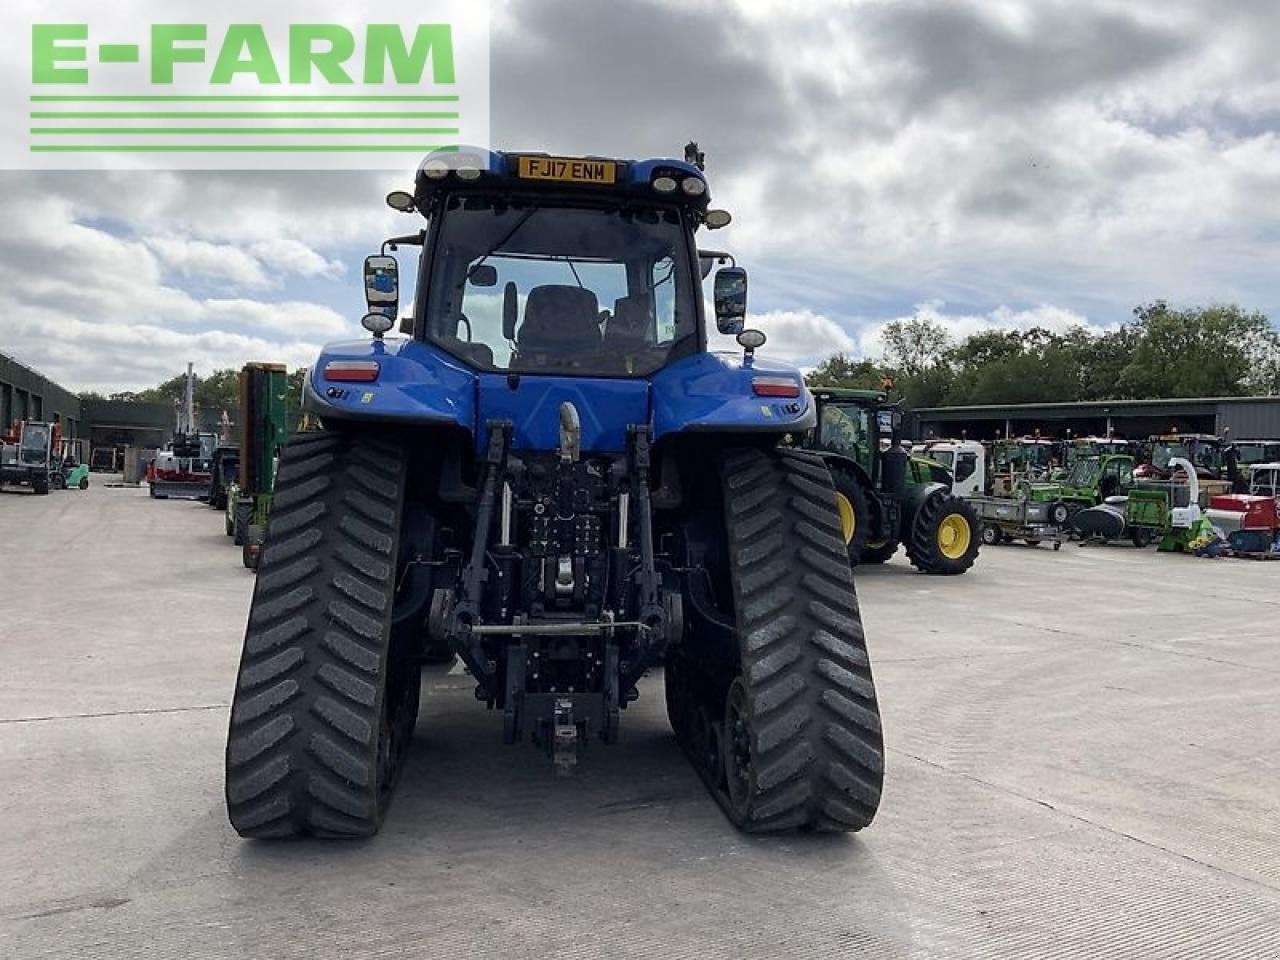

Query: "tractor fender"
<box><xmin>303</xmin><ymin>337</ymin><xmax>476</xmax><ymax>433</ymax></box>
<box><xmin>650</xmin><ymin>352</ymin><xmax>815</xmax><ymax>441</ymax></box>
<box><xmin>820</xmin><ymin>453</ymin><xmax>872</xmax><ymax>493</ymax></box>
<box><xmin>901</xmin><ymin>480</ymin><xmax>951</xmax><ymax>531</ymax></box>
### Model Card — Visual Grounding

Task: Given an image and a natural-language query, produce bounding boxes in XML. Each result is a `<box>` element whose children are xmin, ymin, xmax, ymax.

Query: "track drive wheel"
<box><xmin>906</xmin><ymin>494</ymin><xmax>980</xmax><ymax>575</ymax></box>
<box><xmin>224</xmin><ymin>430</ymin><xmax>419</xmax><ymax>838</ymax></box>
<box><xmin>828</xmin><ymin>468</ymin><xmax>871</xmax><ymax>566</ymax></box>
<box><xmin>673</xmin><ymin>448</ymin><xmax>884</xmax><ymax>833</ymax></box>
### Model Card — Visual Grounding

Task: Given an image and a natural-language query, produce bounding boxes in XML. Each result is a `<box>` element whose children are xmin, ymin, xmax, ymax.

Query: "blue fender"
<box><xmin>303</xmin><ymin>337</ymin><xmax>476</xmax><ymax>431</ymax></box>
<box><xmin>650</xmin><ymin>351</ymin><xmax>815</xmax><ymax>442</ymax></box>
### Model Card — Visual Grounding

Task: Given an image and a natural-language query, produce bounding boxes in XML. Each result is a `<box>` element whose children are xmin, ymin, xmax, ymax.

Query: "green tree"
<box><xmin>880</xmin><ymin>315</ymin><xmax>951</xmax><ymax>376</ymax></box>
<box><xmin>804</xmin><ymin>354</ymin><xmax>885</xmax><ymax>390</ymax></box>
<box><xmin>1119</xmin><ymin>302</ymin><xmax>1276</xmax><ymax>398</ymax></box>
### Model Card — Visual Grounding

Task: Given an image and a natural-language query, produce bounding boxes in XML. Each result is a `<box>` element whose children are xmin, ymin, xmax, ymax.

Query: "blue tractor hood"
<box><xmin>304</xmin><ymin>339</ymin><xmax>815</xmax><ymax>454</ymax></box>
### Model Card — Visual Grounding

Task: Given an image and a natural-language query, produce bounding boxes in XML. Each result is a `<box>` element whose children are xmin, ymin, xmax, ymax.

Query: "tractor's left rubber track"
<box><xmin>669</xmin><ymin>448</ymin><xmax>885</xmax><ymax>832</ymax></box>
<box><xmin>225</xmin><ymin>430</ymin><xmax>417</xmax><ymax>839</ymax></box>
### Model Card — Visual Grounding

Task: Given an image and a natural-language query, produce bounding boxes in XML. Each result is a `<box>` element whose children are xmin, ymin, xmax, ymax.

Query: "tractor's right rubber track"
<box><xmin>225</xmin><ymin>430</ymin><xmax>412</xmax><ymax>839</ymax></box>
<box><xmin>674</xmin><ymin>448</ymin><xmax>885</xmax><ymax>832</ymax></box>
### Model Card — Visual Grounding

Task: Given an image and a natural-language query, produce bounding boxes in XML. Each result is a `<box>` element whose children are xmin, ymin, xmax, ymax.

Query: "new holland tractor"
<box><xmin>223</xmin><ymin>148</ymin><xmax>884</xmax><ymax>839</ymax></box>
<box><xmin>804</xmin><ymin>389</ymin><xmax>980</xmax><ymax>574</ymax></box>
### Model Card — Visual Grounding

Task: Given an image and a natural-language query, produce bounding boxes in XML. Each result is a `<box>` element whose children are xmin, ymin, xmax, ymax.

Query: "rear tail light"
<box><xmin>324</xmin><ymin>361</ymin><xmax>380</xmax><ymax>383</ymax></box>
<box><xmin>752</xmin><ymin>377</ymin><xmax>801</xmax><ymax>398</ymax></box>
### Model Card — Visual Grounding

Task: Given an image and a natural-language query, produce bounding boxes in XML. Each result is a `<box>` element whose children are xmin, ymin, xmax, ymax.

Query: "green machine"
<box><xmin>51</xmin><ymin>438</ymin><xmax>91</xmax><ymax>491</ymax></box>
<box><xmin>226</xmin><ymin>363</ymin><xmax>289</xmax><ymax>570</ymax></box>
<box><xmin>990</xmin><ymin>437</ymin><xmax>1058</xmax><ymax>496</ymax></box>
<box><xmin>805</xmin><ymin>387</ymin><xmax>981</xmax><ymax>574</ymax></box>
<box><xmin>1057</xmin><ymin>454</ymin><xmax>1136</xmax><ymax>508</ymax></box>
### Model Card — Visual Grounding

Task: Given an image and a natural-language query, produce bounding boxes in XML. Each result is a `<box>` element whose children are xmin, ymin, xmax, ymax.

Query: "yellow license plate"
<box><xmin>516</xmin><ymin>156</ymin><xmax>617</xmax><ymax>185</ymax></box>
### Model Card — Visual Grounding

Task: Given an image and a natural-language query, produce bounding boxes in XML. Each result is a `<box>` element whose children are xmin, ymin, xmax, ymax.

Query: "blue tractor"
<box><xmin>224</xmin><ymin>147</ymin><xmax>884</xmax><ymax>837</ymax></box>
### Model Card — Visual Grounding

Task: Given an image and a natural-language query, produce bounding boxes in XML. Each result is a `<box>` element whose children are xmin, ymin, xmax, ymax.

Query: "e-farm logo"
<box><xmin>3</xmin><ymin>1</ymin><xmax>489</xmax><ymax>170</ymax></box>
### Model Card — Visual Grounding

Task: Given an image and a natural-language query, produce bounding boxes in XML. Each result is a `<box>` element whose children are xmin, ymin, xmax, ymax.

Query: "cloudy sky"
<box><xmin>2</xmin><ymin>0</ymin><xmax>1279</xmax><ymax>392</ymax></box>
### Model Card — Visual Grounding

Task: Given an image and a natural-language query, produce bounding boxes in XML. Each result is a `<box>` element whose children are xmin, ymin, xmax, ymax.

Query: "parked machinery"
<box><xmin>0</xmin><ymin>421</ymin><xmax>53</xmax><ymax>495</ymax></box>
<box><xmin>805</xmin><ymin>389</ymin><xmax>981</xmax><ymax>574</ymax></box>
<box><xmin>989</xmin><ymin>436</ymin><xmax>1059</xmax><ymax>496</ymax></box>
<box><xmin>223</xmin><ymin>146</ymin><xmax>884</xmax><ymax>838</ymax></box>
<box><xmin>1136</xmin><ymin>433</ymin><xmax>1224</xmax><ymax>481</ymax></box>
<box><xmin>51</xmin><ymin>438</ymin><xmax>91</xmax><ymax>491</ymax></box>
<box><xmin>149</xmin><ymin>364</ymin><xmax>217</xmax><ymax>500</ymax></box>
<box><xmin>227</xmin><ymin>363</ymin><xmax>288</xmax><ymax>570</ymax></box>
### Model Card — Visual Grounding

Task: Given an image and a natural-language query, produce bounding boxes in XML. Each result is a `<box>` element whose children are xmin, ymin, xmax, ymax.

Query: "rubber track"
<box><xmin>719</xmin><ymin>448</ymin><xmax>884</xmax><ymax>832</ymax></box>
<box><xmin>904</xmin><ymin>493</ymin><xmax>980</xmax><ymax>575</ymax></box>
<box><xmin>224</xmin><ymin>431</ymin><xmax>408</xmax><ymax>838</ymax></box>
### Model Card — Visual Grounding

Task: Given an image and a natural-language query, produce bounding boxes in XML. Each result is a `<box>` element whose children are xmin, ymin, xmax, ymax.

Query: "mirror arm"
<box><xmin>382</xmin><ymin>231</ymin><xmax>426</xmax><ymax>255</ymax></box>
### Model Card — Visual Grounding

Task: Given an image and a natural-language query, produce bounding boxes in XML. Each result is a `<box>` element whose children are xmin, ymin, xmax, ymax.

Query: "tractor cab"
<box><xmin>1250</xmin><ymin>463</ymin><xmax>1280</xmax><ymax>499</ymax></box>
<box><xmin>1141</xmin><ymin>433</ymin><xmax>1223</xmax><ymax>480</ymax></box>
<box><xmin>1235</xmin><ymin>441</ymin><xmax>1280</xmax><ymax>473</ymax></box>
<box><xmin>1059</xmin><ymin>453</ymin><xmax>1136</xmax><ymax>506</ymax></box>
<box><xmin>811</xmin><ymin>388</ymin><xmax>884</xmax><ymax>481</ymax></box>
<box><xmin>1061</xmin><ymin>436</ymin><xmax>1135</xmax><ymax>475</ymax></box>
<box><xmin>0</xmin><ymin>421</ymin><xmax>54</xmax><ymax>495</ymax></box>
<box><xmin>991</xmin><ymin>437</ymin><xmax>1058</xmax><ymax>496</ymax></box>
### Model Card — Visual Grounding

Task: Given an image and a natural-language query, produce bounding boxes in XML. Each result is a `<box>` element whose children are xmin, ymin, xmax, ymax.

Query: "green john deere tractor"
<box><xmin>804</xmin><ymin>388</ymin><xmax>980</xmax><ymax>574</ymax></box>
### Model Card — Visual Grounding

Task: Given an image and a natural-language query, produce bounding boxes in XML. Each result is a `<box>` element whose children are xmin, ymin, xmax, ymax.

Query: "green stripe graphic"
<box><xmin>31</xmin><ymin>95</ymin><xmax>459</xmax><ymax>102</ymax></box>
<box><xmin>31</xmin><ymin>112</ymin><xmax>458</xmax><ymax>119</ymax></box>
<box><xmin>32</xmin><ymin>128</ymin><xmax>459</xmax><ymax>136</ymax></box>
<box><xmin>31</xmin><ymin>144</ymin><xmax>451</xmax><ymax>153</ymax></box>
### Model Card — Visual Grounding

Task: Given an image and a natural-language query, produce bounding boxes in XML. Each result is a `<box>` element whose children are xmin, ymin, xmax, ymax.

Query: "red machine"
<box><xmin>146</xmin><ymin>362</ymin><xmax>216</xmax><ymax>500</ymax></box>
<box><xmin>1208</xmin><ymin>494</ymin><xmax>1277</xmax><ymax>531</ymax></box>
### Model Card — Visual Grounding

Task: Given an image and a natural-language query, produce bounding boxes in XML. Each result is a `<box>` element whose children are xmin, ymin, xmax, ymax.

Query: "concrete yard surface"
<box><xmin>2</xmin><ymin>480</ymin><xmax>1278</xmax><ymax>959</ymax></box>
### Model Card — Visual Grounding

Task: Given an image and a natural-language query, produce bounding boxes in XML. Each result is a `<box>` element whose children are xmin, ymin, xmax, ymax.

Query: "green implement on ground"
<box><xmin>228</xmin><ymin>363</ymin><xmax>289</xmax><ymax>571</ymax></box>
<box><xmin>805</xmin><ymin>388</ymin><xmax>981</xmax><ymax>574</ymax></box>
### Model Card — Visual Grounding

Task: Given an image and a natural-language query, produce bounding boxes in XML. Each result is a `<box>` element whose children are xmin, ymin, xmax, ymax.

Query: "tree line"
<box><xmin>807</xmin><ymin>302</ymin><xmax>1280</xmax><ymax>408</ymax></box>
<box><xmin>80</xmin><ymin>367</ymin><xmax>309</xmax><ymax>430</ymax></box>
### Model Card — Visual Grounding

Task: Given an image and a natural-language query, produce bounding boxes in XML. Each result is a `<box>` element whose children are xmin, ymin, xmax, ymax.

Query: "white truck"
<box><xmin>920</xmin><ymin>439</ymin><xmax>986</xmax><ymax>499</ymax></box>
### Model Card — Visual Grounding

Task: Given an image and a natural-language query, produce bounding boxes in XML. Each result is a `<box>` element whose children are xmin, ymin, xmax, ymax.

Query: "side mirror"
<box><xmin>468</xmin><ymin>264</ymin><xmax>498</xmax><ymax>288</ymax></box>
<box><xmin>713</xmin><ymin>266</ymin><xmax>748</xmax><ymax>335</ymax></box>
<box><xmin>364</xmin><ymin>254</ymin><xmax>399</xmax><ymax>320</ymax></box>
<box><xmin>399</xmin><ymin>314</ymin><xmax>414</xmax><ymax>335</ymax></box>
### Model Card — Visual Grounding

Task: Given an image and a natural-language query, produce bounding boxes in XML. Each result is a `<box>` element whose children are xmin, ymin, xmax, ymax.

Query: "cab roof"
<box><xmin>412</xmin><ymin>147</ymin><xmax>712</xmax><ymax>212</ymax></box>
<box><xmin>810</xmin><ymin>387</ymin><xmax>887</xmax><ymax>404</ymax></box>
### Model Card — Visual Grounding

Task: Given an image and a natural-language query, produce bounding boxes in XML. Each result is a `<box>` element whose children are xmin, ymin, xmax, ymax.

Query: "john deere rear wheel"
<box><xmin>224</xmin><ymin>430</ymin><xmax>418</xmax><ymax>838</ymax></box>
<box><xmin>906</xmin><ymin>494</ymin><xmax>980</xmax><ymax>575</ymax></box>
<box><xmin>858</xmin><ymin>540</ymin><xmax>899</xmax><ymax>564</ymax></box>
<box><xmin>829</xmin><ymin>469</ymin><xmax>872</xmax><ymax>566</ymax></box>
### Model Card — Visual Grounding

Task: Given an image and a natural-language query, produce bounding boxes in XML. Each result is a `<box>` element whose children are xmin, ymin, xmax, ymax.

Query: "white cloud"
<box><xmin>709</xmin><ymin>308</ymin><xmax>859</xmax><ymax>368</ymax></box>
<box><xmin>145</xmin><ymin>236</ymin><xmax>271</xmax><ymax>290</ymax></box>
<box><xmin>0</xmin><ymin>177</ymin><xmax>357</xmax><ymax>392</ymax></box>
<box><xmin>855</xmin><ymin>301</ymin><xmax>1101</xmax><ymax>361</ymax></box>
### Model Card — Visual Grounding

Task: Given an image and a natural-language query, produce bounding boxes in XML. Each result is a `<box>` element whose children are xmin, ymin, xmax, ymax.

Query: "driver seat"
<box><xmin>516</xmin><ymin>285</ymin><xmax>601</xmax><ymax>366</ymax></box>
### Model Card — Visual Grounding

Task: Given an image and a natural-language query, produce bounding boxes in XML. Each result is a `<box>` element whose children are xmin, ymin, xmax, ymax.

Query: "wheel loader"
<box><xmin>224</xmin><ymin>147</ymin><xmax>884</xmax><ymax>838</ymax></box>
